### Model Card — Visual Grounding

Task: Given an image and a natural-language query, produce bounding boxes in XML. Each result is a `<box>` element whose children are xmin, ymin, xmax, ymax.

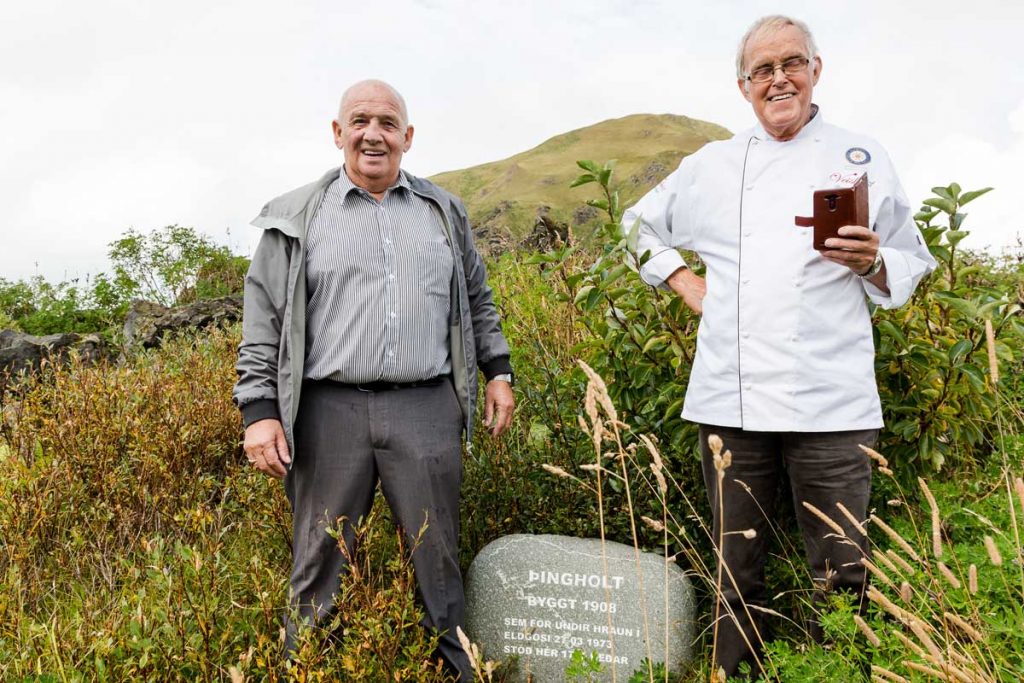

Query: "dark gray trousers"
<box><xmin>284</xmin><ymin>379</ymin><xmax>471</xmax><ymax>679</ymax></box>
<box><xmin>698</xmin><ymin>425</ymin><xmax>876</xmax><ymax>678</ymax></box>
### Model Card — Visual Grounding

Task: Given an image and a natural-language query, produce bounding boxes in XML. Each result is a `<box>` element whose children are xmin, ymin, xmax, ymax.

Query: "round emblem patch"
<box><xmin>845</xmin><ymin>147</ymin><xmax>871</xmax><ymax>165</ymax></box>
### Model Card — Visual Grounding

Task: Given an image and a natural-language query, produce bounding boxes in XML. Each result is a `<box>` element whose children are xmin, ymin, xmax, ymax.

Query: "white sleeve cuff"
<box><xmin>863</xmin><ymin>246</ymin><xmax>912</xmax><ymax>308</ymax></box>
<box><xmin>639</xmin><ymin>248</ymin><xmax>688</xmax><ymax>290</ymax></box>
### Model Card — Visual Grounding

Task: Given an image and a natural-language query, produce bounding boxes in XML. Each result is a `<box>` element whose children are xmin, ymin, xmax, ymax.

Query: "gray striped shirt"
<box><xmin>303</xmin><ymin>169</ymin><xmax>454</xmax><ymax>383</ymax></box>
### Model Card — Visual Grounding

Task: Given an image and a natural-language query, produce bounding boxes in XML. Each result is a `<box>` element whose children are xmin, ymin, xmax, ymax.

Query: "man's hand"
<box><xmin>665</xmin><ymin>267</ymin><xmax>707</xmax><ymax>315</ymax></box>
<box><xmin>483</xmin><ymin>379</ymin><xmax>515</xmax><ymax>437</ymax></box>
<box><xmin>822</xmin><ymin>225</ymin><xmax>889</xmax><ymax>292</ymax></box>
<box><xmin>243</xmin><ymin>418</ymin><xmax>291</xmax><ymax>479</ymax></box>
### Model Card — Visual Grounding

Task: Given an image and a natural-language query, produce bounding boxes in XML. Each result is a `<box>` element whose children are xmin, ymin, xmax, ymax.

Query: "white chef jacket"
<box><xmin>625</xmin><ymin>110</ymin><xmax>935</xmax><ymax>432</ymax></box>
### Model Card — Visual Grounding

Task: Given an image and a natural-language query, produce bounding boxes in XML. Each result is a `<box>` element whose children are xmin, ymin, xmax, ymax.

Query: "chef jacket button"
<box><xmin>745</xmin><ymin>185</ymin><xmax>754</xmax><ymax>191</ymax></box>
<box><xmin>743</xmin><ymin>383</ymin><xmax>752</xmax><ymax>391</ymax></box>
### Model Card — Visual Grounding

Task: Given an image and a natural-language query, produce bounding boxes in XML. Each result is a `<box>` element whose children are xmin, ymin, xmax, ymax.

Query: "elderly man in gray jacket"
<box><xmin>233</xmin><ymin>79</ymin><xmax>515</xmax><ymax>679</ymax></box>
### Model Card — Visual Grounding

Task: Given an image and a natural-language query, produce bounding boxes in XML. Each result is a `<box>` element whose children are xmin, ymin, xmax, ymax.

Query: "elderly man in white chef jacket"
<box><xmin>623</xmin><ymin>14</ymin><xmax>935</xmax><ymax>678</ymax></box>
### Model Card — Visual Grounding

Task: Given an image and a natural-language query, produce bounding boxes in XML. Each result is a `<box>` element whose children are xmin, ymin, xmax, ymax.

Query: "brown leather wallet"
<box><xmin>795</xmin><ymin>173</ymin><xmax>869</xmax><ymax>251</ymax></box>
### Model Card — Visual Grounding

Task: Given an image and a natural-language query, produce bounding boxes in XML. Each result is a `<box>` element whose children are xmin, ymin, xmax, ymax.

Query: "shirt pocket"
<box><xmin>416</xmin><ymin>239</ymin><xmax>454</xmax><ymax>300</ymax></box>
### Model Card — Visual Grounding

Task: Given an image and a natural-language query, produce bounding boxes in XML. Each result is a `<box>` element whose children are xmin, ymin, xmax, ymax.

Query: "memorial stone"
<box><xmin>465</xmin><ymin>534</ymin><xmax>695</xmax><ymax>682</ymax></box>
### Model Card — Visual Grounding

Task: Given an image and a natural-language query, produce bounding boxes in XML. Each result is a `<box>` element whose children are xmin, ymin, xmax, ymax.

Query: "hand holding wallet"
<box><xmin>795</xmin><ymin>172</ymin><xmax>869</xmax><ymax>251</ymax></box>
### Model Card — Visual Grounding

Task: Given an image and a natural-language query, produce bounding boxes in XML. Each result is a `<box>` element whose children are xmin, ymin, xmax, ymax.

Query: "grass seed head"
<box><xmin>542</xmin><ymin>463</ymin><xmax>571</xmax><ymax>479</ymax></box>
<box><xmin>871</xmin><ymin>665</ymin><xmax>911</xmax><ymax>683</ymax></box>
<box><xmin>983</xmin><ymin>536</ymin><xmax>1002</xmax><ymax>566</ymax></box>
<box><xmin>650</xmin><ymin>462</ymin><xmax>668</xmax><ymax>496</ymax></box>
<box><xmin>641</xmin><ymin>515</ymin><xmax>665</xmax><ymax>532</ymax></box>
<box><xmin>919</xmin><ymin>477</ymin><xmax>943</xmax><ymax>559</ymax></box>
<box><xmin>860</xmin><ymin>444</ymin><xmax>889</xmax><ymax>468</ymax></box>
<box><xmin>937</xmin><ymin>561</ymin><xmax>961</xmax><ymax>589</ymax></box>
<box><xmin>835</xmin><ymin>501</ymin><xmax>868</xmax><ymax>536</ymax></box>
<box><xmin>803</xmin><ymin>500</ymin><xmax>848</xmax><ymax>537</ymax></box>
<box><xmin>854</xmin><ymin>614</ymin><xmax>881</xmax><ymax>647</ymax></box>
<box><xmin>944</xmin><ymin>612</ymin><xmax>984</xmax><ymax>642</ymax></box>
<box><xmin>870</xmin><ymin>514</ymin><xmax>923</xmax><ymax>563</ymax></box>
<box><xmin>985</xmin><ymin>317</ymin><xmax>999</xmax><ymax>384</ymax></box>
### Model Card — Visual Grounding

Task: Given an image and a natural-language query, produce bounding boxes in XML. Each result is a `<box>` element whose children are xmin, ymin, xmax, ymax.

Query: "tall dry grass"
<box><xmin>536</xmin><ymin>361</ymin><xmax>1024</xmax><ymax>682</ymax></box>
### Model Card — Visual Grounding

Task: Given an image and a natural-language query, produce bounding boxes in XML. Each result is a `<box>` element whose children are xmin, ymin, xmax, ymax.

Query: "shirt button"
<box><xmin>742</xmin><ymin>332</ymin><xmax>750</xmax><ymax>339</ymax></box>
<box><xmin>743</xmin><ymin>383</ymin><xmax>752</xmax><ymax>391</ymax></box>
<box><xmin>794</xmin><ymin>280</ymin><xmax>801</xmax><ymax>288</ymax></box>
<box><xmin>389</xmin><ymin>311</ymin><xmax>396</xmax><ymax>318</ymax></box>
<box><xmin>743</xmin><ymin>231</ymin><xmax>751</xmax><ymax>237</ymax></box>
<box><xmin>384</xmin><ymin>238</ymin><xmax>392</xmax><ymax>245</ymax></box>
<box><xmin>387</xmin><ymin>350</ymin><xmax>395</xmax><ymax>357</ymax></box>
<box><xmin>745</xmin><ymin>185</ymin><xmax>754</xmax><ymax>191</ymax></box>
<box><xmin>388</xmin><ymin>274</ymin><xmax>395</xmax><ymax>280</ymax></box>
<box><xmin>742</xmin><ymin>279</ymin><xmax>750</xmax><ymax>285</ymax></box>
<box><xmin>791</xmin><ymin>335</ymin><xmax>799</xmax><ymax>342</ymax></box>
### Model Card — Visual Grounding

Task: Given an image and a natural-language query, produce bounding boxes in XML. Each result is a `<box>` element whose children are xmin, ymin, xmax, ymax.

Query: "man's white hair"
<box><xmin>735</xmin><ymin>15</ymin><xmax>818</xmax><ymax>80</ymax></box>
<box><xmin>338</xmin><ymin>79</ymin><xmax>409</xmax><ymax>128</ymax></box>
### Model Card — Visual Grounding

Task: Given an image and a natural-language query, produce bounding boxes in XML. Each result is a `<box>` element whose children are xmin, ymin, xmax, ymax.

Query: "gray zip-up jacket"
<box><xmin>232</xmin><ymin>167</ymin><xmax>512</xmax><ymax>458</ymax></box>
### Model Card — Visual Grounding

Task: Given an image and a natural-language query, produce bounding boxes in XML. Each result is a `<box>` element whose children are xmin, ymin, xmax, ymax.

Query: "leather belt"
<box><xmin>309</xmin><ymin>375</ymin><xmax>449</xmax><ymax>392</ymax></box>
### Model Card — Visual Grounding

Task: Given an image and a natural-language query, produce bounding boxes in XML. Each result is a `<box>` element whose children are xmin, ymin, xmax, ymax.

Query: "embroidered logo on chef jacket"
<box><xmin>845</xmin><ymin>147</ymin><xmax>871</xmax><ymax>165</ymax></box>
<box><xmin>826</xmin><ymin>170</ymin><xmax>866</xmax><ymax>187</ymax></box>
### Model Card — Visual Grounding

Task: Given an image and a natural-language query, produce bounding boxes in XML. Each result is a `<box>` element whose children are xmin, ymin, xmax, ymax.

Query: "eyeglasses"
<box><xmin>745</xmin><ymin>56</ymin><xmax>810</xmax><ymax>84</ymax></box>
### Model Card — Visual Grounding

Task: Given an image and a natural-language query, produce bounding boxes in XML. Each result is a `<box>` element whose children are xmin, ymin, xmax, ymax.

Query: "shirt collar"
<box><xmin>751</xmin><ymin>103</ymin><xmax>822</xmax><ymax>142</ymax></box>
<box><xmin>337</xmin><ymin>167</ymin><xmax>410</xmax><ymax>204</ymax></box>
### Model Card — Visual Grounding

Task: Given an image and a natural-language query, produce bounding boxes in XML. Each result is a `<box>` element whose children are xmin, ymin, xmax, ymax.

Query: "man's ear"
<box><xmin>403</xmin><ymin>124</ymin><xmax>415</xmax><ymax>152</ymax></box>
<box><xmin>737</xmin><ymin>78</ymin><xmax>752</xmax><ymax>103</ymax></box>
<box><xmin>332</xmin><ymin>120</ymin><xmax>344</xmax><ymax>150</ymax></box>
<box><xmin>811</xmin><ymin>56</ymin><xmax>822</xmax><ymax>86</ymax></box>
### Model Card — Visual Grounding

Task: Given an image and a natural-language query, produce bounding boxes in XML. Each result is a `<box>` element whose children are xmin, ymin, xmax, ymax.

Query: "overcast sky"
<box><xmin>3</xmin><ymin>0</ymin><xmax>1021</xmax><ymax>283</ymax></box>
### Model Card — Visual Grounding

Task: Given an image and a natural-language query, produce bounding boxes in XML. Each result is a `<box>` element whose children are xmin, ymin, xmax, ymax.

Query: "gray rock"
<box><xmin>0</xmin><ymin>331</ymin><xmax>107</xmax><ymax>381</ymax></box>
<box><xmin>122</xmin><ymin>295</ymin><xmax>242</xmax><ymax>349</ymax></box>
<box><xmin>465</xmin><ymin>534</ymin><xmax>695</xmax><ymax>682</ymax></box>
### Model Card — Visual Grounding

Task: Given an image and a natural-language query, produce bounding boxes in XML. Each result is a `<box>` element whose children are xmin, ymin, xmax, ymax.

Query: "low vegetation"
<box><xmin>1</xmin><ymin>164</ymin><xmax>1021</xmax><ymax>679</ymax></box>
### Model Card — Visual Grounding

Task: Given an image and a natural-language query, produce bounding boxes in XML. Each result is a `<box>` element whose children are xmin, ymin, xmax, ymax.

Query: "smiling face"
<box><xmin>332</xmin><ymin>81</ymin><xmax>414</xmax><ymax>195</ymax></box>
<box><xmin>738</xmin><ymin>23</ymin><xmax>821</xmax><ymax>141</ymax></box>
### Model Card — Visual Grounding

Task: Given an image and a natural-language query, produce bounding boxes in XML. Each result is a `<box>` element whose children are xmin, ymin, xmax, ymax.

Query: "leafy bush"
<box><xmin>0</xmin><ymin>225</ymin><xmax>248</xmax><ymax>337</ymax></box>
<box><xmin>874</xmin><ymin>184</ymin><xmax>1023</xmax><ymax>473</ymax></box>
<box><xmin>109</xmin><ymin>224</ymin><xmax>245</xmax><ymax>307</ymax></box>
<box><xmin>0</xmin><ymin>274</ymin><xmax>124</xmax><ymax>335</ymax></box>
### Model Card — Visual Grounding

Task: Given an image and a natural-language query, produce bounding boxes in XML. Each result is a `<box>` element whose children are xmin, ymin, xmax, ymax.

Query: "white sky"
<box><xmin>2</xmin><ymin>0</ymin><xmax>1022</xmax><ymax>283</ymax></box>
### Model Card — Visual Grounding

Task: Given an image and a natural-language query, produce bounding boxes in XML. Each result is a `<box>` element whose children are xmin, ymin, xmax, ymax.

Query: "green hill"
<box><xmin>428</xmin><ymin>113</ymin><xmax>732</xmax><ymax>250</ymax></box>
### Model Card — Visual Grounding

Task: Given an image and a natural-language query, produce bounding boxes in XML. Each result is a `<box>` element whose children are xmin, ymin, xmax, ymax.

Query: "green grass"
<box><xmin>428</xmin><ymin>113</ymin><xmax>731</xmax><ymax>240</ymax></box>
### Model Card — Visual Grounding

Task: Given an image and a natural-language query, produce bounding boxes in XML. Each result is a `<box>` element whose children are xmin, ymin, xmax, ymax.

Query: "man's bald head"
<box><xmin>338</xmin><ymin>79</ymin><xmax>409</xmax><ymax>129</ymax></box>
